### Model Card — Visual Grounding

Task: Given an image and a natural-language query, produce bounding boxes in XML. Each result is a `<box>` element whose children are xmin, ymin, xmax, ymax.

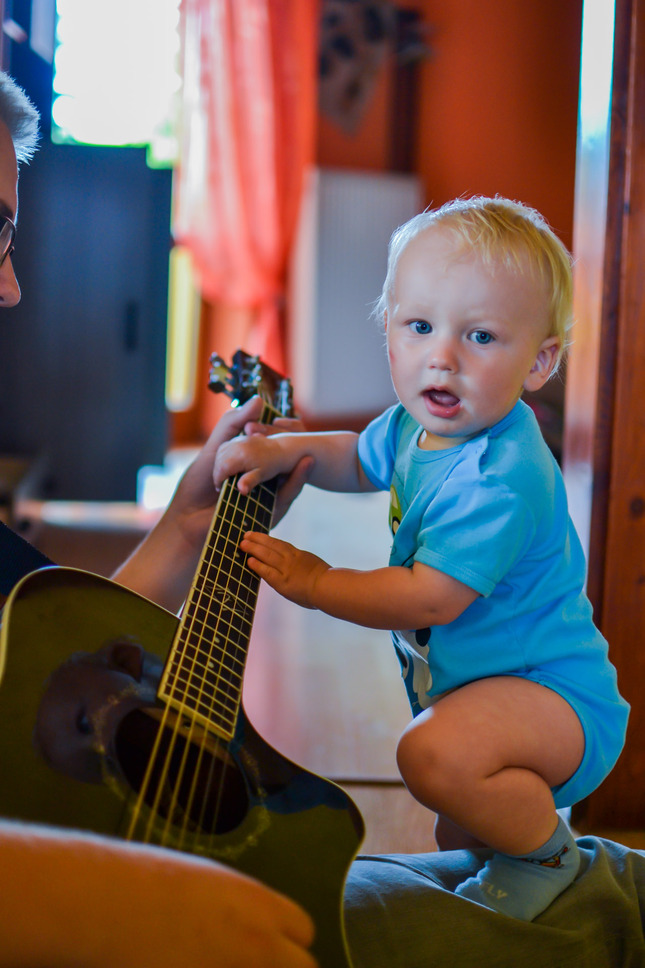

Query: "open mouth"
<box><xmin>424</xmin><ymin>388</ymin><xmax>461</xmax><ymax>418</ymax></box>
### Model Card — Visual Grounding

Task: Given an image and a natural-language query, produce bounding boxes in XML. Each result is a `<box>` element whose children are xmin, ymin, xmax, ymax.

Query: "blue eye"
<box><xmin>470</xmin><ymin>330</ymin><xmax>494</xmax><ymax>345</ymax></box>
<box><xmin>410</xmin><ymin>320</ymin><xmax>431</xmax><ymax>335</ymax></box>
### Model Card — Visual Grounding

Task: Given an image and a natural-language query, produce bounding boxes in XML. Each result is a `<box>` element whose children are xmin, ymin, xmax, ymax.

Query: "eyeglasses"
<box><xmin>0</xmin><ymin>215</ymin><xmax>16</xmax><ymax>268</ymax></box>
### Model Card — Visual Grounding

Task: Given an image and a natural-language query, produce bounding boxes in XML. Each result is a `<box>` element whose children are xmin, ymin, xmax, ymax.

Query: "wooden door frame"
<box><xmin>565</xmin><ymin>0</ymin><xmax>645</xmax><ymax>829</ymax></box>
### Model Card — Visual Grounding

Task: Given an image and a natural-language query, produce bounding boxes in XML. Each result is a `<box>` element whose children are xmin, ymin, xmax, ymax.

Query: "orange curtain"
<box><xmin>173</xmin><ymin>0</ymin><xmax>318</xmax><ymax>384</ymax></box>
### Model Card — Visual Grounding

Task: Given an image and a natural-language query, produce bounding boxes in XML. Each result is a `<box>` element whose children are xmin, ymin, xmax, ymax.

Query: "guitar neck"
<box><xmin>158</xmin><ymin>469</ymin><xmax>277</xmax><ymax>740</ymax></box>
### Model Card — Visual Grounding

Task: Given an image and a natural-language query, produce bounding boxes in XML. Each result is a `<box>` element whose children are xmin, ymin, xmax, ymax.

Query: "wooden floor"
<box><xmin>21</xmin><ymin>486</ymin><xmax>438</xmax><ymax>856</ymax></box>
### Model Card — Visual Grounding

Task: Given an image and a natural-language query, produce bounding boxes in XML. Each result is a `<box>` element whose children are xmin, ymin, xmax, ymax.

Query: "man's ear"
<box><xmin>383</xmin><ymin>308</ymin><xmax>388</xmax><ymax>333</ymax></box>
<box><xmin>523</xmin><ymin>336</ymin><xmax>560</xmax><ymax>393</ymax></box>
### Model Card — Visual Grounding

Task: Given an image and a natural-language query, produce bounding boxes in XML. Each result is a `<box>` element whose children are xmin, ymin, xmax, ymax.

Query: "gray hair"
<box><xmin>0</xmin><ymin>72</ymin><xmax>40</xmax><ymax>164</ymax></box>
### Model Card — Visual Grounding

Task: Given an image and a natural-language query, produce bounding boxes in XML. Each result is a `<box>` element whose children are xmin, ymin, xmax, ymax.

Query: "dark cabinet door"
<box><xmin>0</xmin><ymin>141</ymin><xmax>172</xmax><ymax>500</ymax></box>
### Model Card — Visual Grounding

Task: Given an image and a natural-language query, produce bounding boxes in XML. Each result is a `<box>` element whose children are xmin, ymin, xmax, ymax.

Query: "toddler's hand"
<box><xmin>214</xmin><ymin>434</ymin><xmax>299</xmax><ymax>494</ymax></box>
<box><xmin>243</xmin><ymin>414</ymin><xmax>306</xmax><ymax>437</ymax></box>
<box><xmin>240</xmin><ymin>532</ymin><xmax>329</xmax><ymax>609</ymax></box>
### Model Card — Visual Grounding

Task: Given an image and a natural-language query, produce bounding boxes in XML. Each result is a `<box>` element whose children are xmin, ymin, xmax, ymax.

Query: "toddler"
<box><xmin>213</xmin><ymin>196</ymin><xmax>629</xmax><ymax>921</ymax></box>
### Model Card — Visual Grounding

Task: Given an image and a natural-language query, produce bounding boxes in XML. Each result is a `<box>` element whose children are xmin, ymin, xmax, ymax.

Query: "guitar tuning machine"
<box><xmin>276</xmin><ymin>378</ymin><xmax>293</xmax><ymax>416</ymax></box>
<box><xmin>208</xmin><ymin>353</ymin><xmax>231</xmax><ymax>395</ymax></box>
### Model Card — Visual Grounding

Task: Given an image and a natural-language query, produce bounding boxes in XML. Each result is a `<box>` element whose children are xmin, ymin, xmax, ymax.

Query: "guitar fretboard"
<box><xmin>159</xmin><ymin>474</ymin><xmax>276</xmax><ymax>739</ymax></box>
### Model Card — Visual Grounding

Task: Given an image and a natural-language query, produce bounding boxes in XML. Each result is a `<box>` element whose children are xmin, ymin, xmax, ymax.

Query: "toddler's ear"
<box><xmin>523</xmin><ymin>336</ymin><xmax>560</xmax><ymax>392</ymax></box>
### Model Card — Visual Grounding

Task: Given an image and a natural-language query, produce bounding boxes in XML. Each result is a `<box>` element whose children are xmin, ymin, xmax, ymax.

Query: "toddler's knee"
<box><xmin>396</xmin><ymin>723</ymin><xmax>440</xmax><ymax>798</ymax></box>
<box><xmin>396</xmin><ymin>719</ymin><xmax>466</xmax><ymax>809</ymax></box>
<box><xmin>396</xmin><ymin>726</ymin><xmax>420</xmax><ymax>781</ymax></box>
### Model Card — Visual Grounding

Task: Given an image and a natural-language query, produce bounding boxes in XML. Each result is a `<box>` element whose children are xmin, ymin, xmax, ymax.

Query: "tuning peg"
<box><xmin>208</xmin><ymin>354</ymin><xmax>231</xmax><ymax>395</ymax></box>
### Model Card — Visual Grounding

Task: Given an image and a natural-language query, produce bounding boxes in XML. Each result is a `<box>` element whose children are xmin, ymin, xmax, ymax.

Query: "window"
<box><xmin>52</xmin><ymin>0</ymin><xmax>181</xmax><ymax>165</ymax></box>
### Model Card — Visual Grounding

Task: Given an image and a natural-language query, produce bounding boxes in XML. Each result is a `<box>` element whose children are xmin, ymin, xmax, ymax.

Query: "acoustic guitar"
<box><xmin>0</xmin><ymin>350</ymin><xmax>364</xmax><ymax>968</ymax></box>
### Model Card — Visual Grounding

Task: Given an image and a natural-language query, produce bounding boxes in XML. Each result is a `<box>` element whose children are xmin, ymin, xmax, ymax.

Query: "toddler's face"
<box><xmin>385</xmin><ymin>227</ymin><xmax>559</xmax><ymax>450</ymax></box>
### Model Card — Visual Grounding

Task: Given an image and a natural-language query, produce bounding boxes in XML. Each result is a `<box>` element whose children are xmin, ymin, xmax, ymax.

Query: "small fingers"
<box><xmin>240</xmin><ymin>532</ymin><xmax>287</xmax><ymax>562</ymax></box>
<box><xmin>236</xmin><ymin>470</ymin><xmax>265</xmax><ymax>495</ymax></box>
<box><xmin>271</xmin><ymin>416</ymin><xmax>306</xmax><ymax>433</ymax></box>
<box><xmin>243</xmin><ymin>421</ymin><xmax>273</xmax><ymax>437</ymax></box>
<box><xmin>244</xmin><ymin>416</ymin><xmax>304</xmax><ymax>438</ymax></box>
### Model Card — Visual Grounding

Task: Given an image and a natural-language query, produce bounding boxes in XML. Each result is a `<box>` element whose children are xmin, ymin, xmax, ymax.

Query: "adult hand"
<box><xmin>0</xmin><ymin>822</ymin><xmax>319</xmax><ymax>968</ymax></box>
<box><xmin>172</xmin><ymin>397</ymin><xmax>310</xmax><ymax>548</ymax></box>
<box><xmin>112</xmin><ymin>397</ymin><xmax>310</xmax><ymax>611</ymax></box>
<box><xmin>143</xmin><ymin>857</ymin><xmax>319</xmax><ymax>968</ymax></box>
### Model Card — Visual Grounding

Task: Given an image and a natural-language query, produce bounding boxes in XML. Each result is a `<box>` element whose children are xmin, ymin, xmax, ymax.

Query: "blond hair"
<box><xmin>376</xmin><ymin>196</ymin><xmax>573</xmax><ymax>369</ymax></box>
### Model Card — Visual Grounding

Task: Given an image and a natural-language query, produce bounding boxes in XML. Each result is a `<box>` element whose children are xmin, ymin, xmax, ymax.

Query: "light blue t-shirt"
<box><xmin>357</xmin><ymin>400</ymin><xmax>627</xmax><ymax>726</ymax></box>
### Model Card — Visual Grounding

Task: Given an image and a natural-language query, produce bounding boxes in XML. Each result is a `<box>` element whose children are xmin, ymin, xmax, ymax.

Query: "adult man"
<box><xmin>0</xmin><ymin>71</ymin><xmax>317</xmax><ymax>968</ymax></box>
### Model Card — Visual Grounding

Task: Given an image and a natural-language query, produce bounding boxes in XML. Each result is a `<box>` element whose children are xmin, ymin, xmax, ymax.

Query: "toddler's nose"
<box><xmin>427</xmin><ymin>336</ymin><xmax>458</xmax><ymax>372</ymax></box>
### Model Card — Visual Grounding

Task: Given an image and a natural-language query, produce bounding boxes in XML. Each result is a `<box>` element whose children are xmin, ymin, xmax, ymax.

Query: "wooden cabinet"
<box><xmin>0</xmin><ymin>141</ymin><xmax>172</xmax><ymax>500</ymax></box>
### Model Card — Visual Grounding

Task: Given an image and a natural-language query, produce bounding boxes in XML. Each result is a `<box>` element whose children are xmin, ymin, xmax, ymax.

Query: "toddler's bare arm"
<box><xmin>241</xmin><ymin>532</ymin><xmax>478</xmax><ymax>629</ymax></box>
<box><xmin>214</xmin><ymin>430</ymin><xmax>377</xmax><ymax>496</ymax></box>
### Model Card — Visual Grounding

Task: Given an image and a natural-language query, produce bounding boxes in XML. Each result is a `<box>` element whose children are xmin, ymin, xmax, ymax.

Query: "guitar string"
<box><xmin>175</xmin><ymin>475</ymin><xmax>256</xmax><ymax>848</ymax></box>
<box><xmin>177</xmin><ymin>411</ymin><xmax>275</xmax><ymax>848</ymax></box>
<box><xmin>125</xmin><ymin>450</ymin><xmax>250</xmax><ymax>841</ymax></box>
<box><xmin>132</xmin><ymin>474</ymin><xmax>249</xmax><ymax>849</ymax></box>
<box><xmin>194</xmin><ymin>473</ymin><xmax>270</xmax><ymax>845</ymax></box>
<box><xmin>125</xmin><ymin>396</ymin><xmax>278</xmax><ymax>848</ymax></box>
<box><xmin>125</xmin><ymin>494</ymin><xmax>226</xmax><ymax>845</ymax></box>
<box><xmin>156</xmin><ymin>475</ymin><xmax>250</xmax><ymax>849</ymax></box>
<box><xmin>156</xmin><ymin>511</ymin><xmax>223</xmax><ymax>849</ymax></box>
<box><xmin>182</xmin><ymin>404</ymin><xmax>273</xmax><ymax>846</ymax></box>
<box><xmin>145</xmin><ymin>399</ymin><xmax>275</xmax><ymax>849</ymax></box>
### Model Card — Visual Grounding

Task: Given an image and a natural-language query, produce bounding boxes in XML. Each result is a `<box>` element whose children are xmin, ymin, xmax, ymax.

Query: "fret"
<box><xmin>190</xmin><ymin>567</ymin><xmax>257</xmax><ymax>603</ymax></box>
<box><xmin>203</xmin><ymin>510</ymin><xmax>271</xmax><ymax>566</ymax></box>
<box><xmin>159</xmin><ymin>468</ymin><xmax>280</xmax><ymax>739</ymax></box>
<box><xmin>182</xmin><ymin>621</ymin><xmax>253</xmax><ymax>659</ymax></box>
<box><xmin>166</xmin><ymin>659</ymin><xmax>243</xmax><ymax>698</ymax></box>
<box><xmin>169</xmin><ymin>678</ymin><xmax>239</xmax><ymax>713</ymax></box>
<box><xmin>182</xmin><ymin>601</ymin><xmax>254</xmax><ymax>640</ymax></box>
<box><xmin>164</xmin><ymin>621</ymin><xmax>249</xmax><ymax>683</ymax></box>
<box><xmin>170</xmin><ymin>640</ymin><xmax>246</xmax><ymax>677</ymax></box>
<box><xmin>165</xmin><ymin>651</ymin><xmax>244</xmax><ymax>691</ymax></box>
<box><xmin>189</xmin><ymin>704</ymin><xmax>237</xmax><ymax>738</ymax></box>
<box><xmin>192</xmin><ymin>576</ymin><xmax>256</xmax><ymax>612</ymax></box>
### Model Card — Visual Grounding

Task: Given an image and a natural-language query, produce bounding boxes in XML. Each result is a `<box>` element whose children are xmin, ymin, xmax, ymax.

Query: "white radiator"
<box><xmin>288</xmin><ymin>167</ymin><xmax>423</xmax><ymax>420</ymax></box>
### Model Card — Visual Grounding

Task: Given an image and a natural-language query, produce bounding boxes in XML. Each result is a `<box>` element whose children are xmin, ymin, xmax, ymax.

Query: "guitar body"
<box><xmin>0</xmin><ymin>566</ymin><xmax>364</xmax><ymax>968</ymax></box>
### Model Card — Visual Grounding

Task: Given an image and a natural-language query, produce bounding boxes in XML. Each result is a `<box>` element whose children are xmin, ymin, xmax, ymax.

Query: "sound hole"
<box><xmin>115</xmin><ymin>709</ymin><xmax>249</xmax><ymax>834</ymax></box>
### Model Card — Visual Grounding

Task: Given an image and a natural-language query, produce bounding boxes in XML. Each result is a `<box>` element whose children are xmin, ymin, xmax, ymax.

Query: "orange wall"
<box><xmin>180</xmin><ymin>1</ymin><xmax>583</xmax><ymax>441</ymax></box>
<box><xmin>317</xmin><ymin>0</ymin><xmax>583</xmax><ymax>250</ymax></box>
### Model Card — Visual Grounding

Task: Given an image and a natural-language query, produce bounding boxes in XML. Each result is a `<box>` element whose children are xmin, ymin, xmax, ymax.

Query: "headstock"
<box><xmin>208</xmin><ymin>350</ymin><xmax>294</xmax><ymax>419</ymax></box>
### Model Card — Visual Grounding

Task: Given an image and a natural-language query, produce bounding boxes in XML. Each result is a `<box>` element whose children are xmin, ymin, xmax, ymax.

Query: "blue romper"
<box><xmin>357</xmin><ymin>400</ymin><xmax>629</xmax><ymax>808</ymax></box>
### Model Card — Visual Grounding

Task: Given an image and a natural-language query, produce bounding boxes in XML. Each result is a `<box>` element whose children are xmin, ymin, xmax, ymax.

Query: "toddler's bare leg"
<box><xmin>396</xmin><ymin>676</ymin><xmax>583</xmax><ymax>854</ymax></box>
<box><xmin>434</xmin><ymin>814</ymin><xmax>488</xmax><ymax>851</ymax></box>
<box><xmin>396</xmin><ymin>676</ymin><xmax>585</xmax><ymax>919</ymax></box>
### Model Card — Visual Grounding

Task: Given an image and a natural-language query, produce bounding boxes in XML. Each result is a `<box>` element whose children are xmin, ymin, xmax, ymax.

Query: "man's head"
<box><xmin>377</xmin><ymin>196</ymin><xmax>573</xmax><ymax>374</ymax></box>
<box><xmin>0</xmin><ymin>72</ymin><xmax>39</xmax><ymax>308</ymax></box>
